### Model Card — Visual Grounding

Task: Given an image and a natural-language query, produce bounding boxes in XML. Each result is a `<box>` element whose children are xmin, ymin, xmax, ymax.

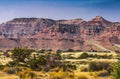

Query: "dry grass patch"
<box><xmin>0</xmin><ymin>71</ymin><xmax>19</xmax><ymax>79</ymax></box>
<box><xmin>73</xmin><ymin>70</ymin><xmax>111</xmax><ymax>79</ymax></box>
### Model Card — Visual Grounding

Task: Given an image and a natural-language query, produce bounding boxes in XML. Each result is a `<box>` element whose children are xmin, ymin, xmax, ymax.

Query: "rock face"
<box><xmin>0</xmin><ymin>16</ymin><xmax>120</xmax><ymax>51</ymax></box>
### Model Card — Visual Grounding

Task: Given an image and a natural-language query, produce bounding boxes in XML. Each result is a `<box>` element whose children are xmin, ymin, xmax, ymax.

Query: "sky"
<box><xmin>0</xmin><ymin>0</ymin><xmax>120</xmax><ymax>23</ymax></box>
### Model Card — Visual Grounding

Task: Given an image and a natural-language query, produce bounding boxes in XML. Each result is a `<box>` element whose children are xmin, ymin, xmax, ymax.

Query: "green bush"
<box><xmin>11</xmin><ymin>47</ymin><xmax>33</xmax><ymax>63</ymax></box>
<box><xmin>97</xmin><ymin>70</ymin><xmax>109</xmax><ymax>77</ymax></box>
<box><xmin>27</xmin><ymin>55</ymin><xmax>46</xmax><ymax>70</ymax></box>
<box><xmin>7</xmin><ymin>61</ymin><xmax>18</xmax><ymax>67</ymax></box>
<box><xmin>0</xmin><ymin>64</ymin><xmax>4</xmax><ymax>70</ymax></box>
<box><xmin>111</xmin><ymin>61</ymin><xmax>120</xmax><ymax>79</ymax></box>
<box><xmin>67</xmin><ymin>54</ymin><xmax>75</xmax><ymax>59</ymax></box>
<box><xmin>80</xmin><ymin>66</ymin><xmax>89</xmax><ymax>72</ymax></box>
<box><xmin>89</xmin><ymin>62</ymin><xmax>112</xmax><ymax>72</ymax></box>
<box><xmin>66</xmin><ymin>49</ymin><xmax>74</xmax><ymax>52</ymax></box>
<box><xmin>3</xmin><ymin>67</ymin><xmax>18</xmax><ymax>74</ymax></box>
<box><xmin>56</xmin><ymin>50</ymin><xmax>62</xmax><ymax>53</ymax></box>
<box><xmin>78</xmin><ymin>53</ymin><xmax>89</xmax><ymax>59</ymax></box>
<box><xmin>66</xmin><ymin>64</ymin><xmax>76</xmax><ymax>70</ymax></box>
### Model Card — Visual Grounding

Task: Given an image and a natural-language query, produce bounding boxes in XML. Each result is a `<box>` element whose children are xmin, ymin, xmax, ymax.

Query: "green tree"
<box><xmin>111</xmin><ymin>61</ymin><xmax>120</xmax><ymax>79</ymax></box>
<box><xmin>11</xmin><ymin>47</ymin><xmax>33</xmax><ymax>63</ymax></box>
<box><xmin>27</xmin><ymin>55</ymin><xmax>46</xmax><ymax>70</ymax></box>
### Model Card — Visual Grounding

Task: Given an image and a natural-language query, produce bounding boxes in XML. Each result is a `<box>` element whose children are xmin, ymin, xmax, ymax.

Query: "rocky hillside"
<box><xmin>0</xmin><ymin>16</ymin><xmax>120</xmax><ymax>51</ymax></box>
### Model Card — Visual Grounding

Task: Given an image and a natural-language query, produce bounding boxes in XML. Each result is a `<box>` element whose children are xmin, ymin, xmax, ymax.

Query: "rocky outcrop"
<box><xmin>0</xmin><ymin>16</ymin><xmax>120</xmax><ymax>51</ymax></box>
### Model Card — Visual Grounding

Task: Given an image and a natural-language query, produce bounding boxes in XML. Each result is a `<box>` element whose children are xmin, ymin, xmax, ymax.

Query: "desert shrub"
<box><xmin>97</xmin><ymin>70</ymin><xmax>109</xmax><ymax>77</ymax></box>
<box><xmin>56</xmin><ymin>50</ymin><xmax>62</xmax><ymax>53</ymax></box>
<box><xmin>89</xmin><ymin>62</ymin><xmax>112</xmax><ymax>72</ymax></box>
<box><xmin>78</xmin><ymin>53</ymin><xmax>89</xmax><ymax>59</ymax></box>
<box><xmin>115</xmin><ymin>50</ymin><xmax>120</xmax><ymax>53</ymax></box>
<box><xmin>27</xmin><ymin>55</ymin><xmax>46</xmax><ymax>70</ymax></box>
<box><xmin>66</xmin><ymin>49</ymin><xmax>74</xmax><ymax>52</ymax></box>
<box><xmin>88</xmin><ymin>54</ymin><xmax>96</xmax><ymax>58</ymax></box>
<box><xmin>80</xmin><ymin>66</ymin><xmax>89</xmax><ymax>72</ymax></box>
<box><xmin>66</xmin><ymin>64</ymin><xmax>76</xmax><ymax>70</ymax></box>
<box><xmin>3</xmin><ymin>67</ymin><xmax>11</xmax><ymax>72</ymax></box>
<box><xmin>18</xmin><ymin>69</ymin><xmax>35</xmax><ymax>79</ymax></box>
<box><xmin>3</xmin><ymin>67</ymin><xmax>18</xmax><ymax>74</ymax></box>
<box><xmin>6</xmin><ymin>61</ymin><xmax>18</xmax><ymax>67</ymax></box>
<box><xmin>0</xmin><ymin>64</ymin><xmax>4</xmax><ymax>70</ymax></box>
<box><xmin>96</xmin><ymin>54</ymin><xmax>113</xmax><ymax>59</ymax></box>
<box><xmin>75</xmin><ymin>50</ymin><xmax>82</xmax><ymax>52</ymax></box>
<box><xmin>67</xmin><ymin>55</ymin><xmax>75</xmax><ymax>59</ymax></box>
<box><xmin>38</xmin><ymin>49</ymin><xmax>45</xmax><ymax>53</ymax></box>
<box><xmin>47</xmin><ymin>49</ymin><xmax>52</xmax><ymax>52</ymax></box>
<box><xmin>111</xmin><ymin>61</ymin><xmax>120</xmax><ymax>79</ymax></box>
<box><xmin>107</xmin><ymin>55</ymin><xmax>113</xmax><ymax>59</ymax></box>
<box><xmin>7</xmin><ymin>68</ymin><xmax>16</xmax><ymax>74</ymax></box>
<box><xmin>11</xmin><ymin>47</ymin><xmax>33</xmax><ymax>63</ymax></box>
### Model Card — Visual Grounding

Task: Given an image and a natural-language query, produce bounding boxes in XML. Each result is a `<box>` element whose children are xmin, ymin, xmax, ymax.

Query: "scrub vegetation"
<box><xmin>0</xmin><ymin>48</ymin><xmax>119</xmax><ymax>79</ymax></box>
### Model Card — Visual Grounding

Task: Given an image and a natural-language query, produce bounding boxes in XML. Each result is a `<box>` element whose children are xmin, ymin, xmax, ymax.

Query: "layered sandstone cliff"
<box><xmin>0</xmin><ymin>16</ymin><xmax>120</xmax><ymax>51</ymax></box>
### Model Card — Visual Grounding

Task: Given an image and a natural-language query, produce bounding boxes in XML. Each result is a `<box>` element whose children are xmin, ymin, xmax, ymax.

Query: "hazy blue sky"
<box><xmin>0</xmin><ymin>0</ymin><xmax>120</xmax><ymax>23</ymax></box>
